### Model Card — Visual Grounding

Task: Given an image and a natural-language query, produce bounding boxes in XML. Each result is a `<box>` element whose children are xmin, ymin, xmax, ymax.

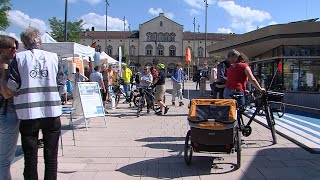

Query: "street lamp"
<box><xmin>105</xmin><ymin>0</ymin><xmax>109</xmax><ymax>52</ymax></box>
<box><xmin>128</xmin><ymin>24</ymin><xmax>131</xmax><ymax>65</ymax></box>
<box><xmin>64</xmin><ymin>0</ymin><xmax>68</xmax><ymax>42</ymax></box>
<box><xmin>204</xmin><ymin>0</ymin><xmax>208</xmax><ymax>60</ymax></box>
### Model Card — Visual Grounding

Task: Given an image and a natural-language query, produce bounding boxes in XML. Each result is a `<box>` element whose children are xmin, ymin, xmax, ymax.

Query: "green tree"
<box><xmin>0</xmin><ymin>0</ymin><xmax>11</xmax><ymax>31</ymax></box>
<box><xmin>49</xmin><ymin>17</ymin><xmax>84</xmax><ymax>42</ymax></box>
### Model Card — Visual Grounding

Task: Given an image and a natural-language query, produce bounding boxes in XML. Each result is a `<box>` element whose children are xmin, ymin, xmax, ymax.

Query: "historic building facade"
<box><xmin>80</xmin><ymin>13</ymin><xmax>237</xmax><ymax>75</ymax></box>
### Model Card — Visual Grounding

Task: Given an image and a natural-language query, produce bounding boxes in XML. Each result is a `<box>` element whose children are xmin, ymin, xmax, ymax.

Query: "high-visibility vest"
<box><xmin>13</xmin><ymin>49</ymin><xmax>62</xmax><ymax>120</ymax></box>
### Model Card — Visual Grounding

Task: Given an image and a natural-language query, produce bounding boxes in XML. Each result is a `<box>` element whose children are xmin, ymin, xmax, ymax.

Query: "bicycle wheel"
<box><xmin>137</xmin><ymin>94</ymin><xmax>145</xmax><ymax>117</ymax></box>
<box><xmin>184</xmin><ymin>130</ymin><xmax>193</xmax><ymax>165</ymax></box>
<box><xmin>30</xmin><ymin>70</ymin><xmax>37</xmax><ymax>78</ymax></box>
<box><xmin>235</xmin><ymin>127</ymin><xmax>241</xmax><ymax>169</ymax></box>
<box><xmin>277</xmin><ymin>103</ymin><xmax>285</xmax><ymax>118</ymax></box>
<box><xmin>264</xmin><ymin>105</ymin><xmax>277</xmax><ymax>144</ymax></box>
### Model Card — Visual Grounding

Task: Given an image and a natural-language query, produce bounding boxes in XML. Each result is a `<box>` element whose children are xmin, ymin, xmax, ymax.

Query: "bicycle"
<box><xmin>136</xmin><ymin>86</ymin><xmax>159</xmax><ymax>117</ymax></box>
<box><xmin>232</xmin><ymin>90</ymin><xmax>284</xmax><ymax>144</ymax></box>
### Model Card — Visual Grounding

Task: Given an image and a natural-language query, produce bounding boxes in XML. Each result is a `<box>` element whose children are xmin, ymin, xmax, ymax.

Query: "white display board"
<box><xmin>77</xmin><ymin>82</ymin><xmax>105</xmax><ymax>118</ymax></box>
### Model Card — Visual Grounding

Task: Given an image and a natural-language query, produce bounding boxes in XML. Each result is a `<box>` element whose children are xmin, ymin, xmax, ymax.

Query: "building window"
<box><xmin>283</xmin><ymin>59</ymin><xmax>320</xmax><ymax>92</ymax></box>
<box><xmin>107</xmin><ymin>45</ymin><xmax>113</xmax><ymax>56</ymax></box>
<box><xmin>129</xmin><ymin>45</ymin><xmax>136</xmax><ymax>56</ymax></box>
<box><xmin>169</xmin><ymin>45</ymin><xmax>176</xmax><ymax>56</ymax></box>
<box><xmin>198</xmin><ymin>47</ymin><xmax>203</xmax><ymax>57</ymax></box>
<box><xmin>96</xmin><ymin>45</ymin><xmax>101</xmax><ymax>52</ymax></box>
<box><xmin>170</xmin><ymin>33</ymin><xmax>176</xmax><ymax>42</ymax></box>
<box><xmin>158</xmin><ymin>44</ymin><xmax>164</xmax><ymax>56</ymax></box>
<box><xmin>145</xmin><ymin>44</ymin><xmax>153</xmax><ymax>56</ymax></box>
<box><xmin>146</xmin><ymin>32</ymin><xmax>151</xmax><ymax>41</ymax></box>
<box><xmin>160</xmin><ymin>21</ymin><xmax>163</xmax><ymax>27</ymax></box>
<box><xmin>165</xmin><ymin>33</ymin><xmax>170</xmax><ymax>42</ymax></box>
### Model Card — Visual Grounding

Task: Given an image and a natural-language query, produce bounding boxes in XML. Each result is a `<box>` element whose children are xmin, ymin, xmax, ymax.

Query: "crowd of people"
<box><xmin>0</xmin><ymin>25</ymin><xmax>264</xmax><ymax>180</ymax></box>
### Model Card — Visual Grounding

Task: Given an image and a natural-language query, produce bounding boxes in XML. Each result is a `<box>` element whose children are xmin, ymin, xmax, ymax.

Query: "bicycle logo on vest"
<box><xmin>29</xmin><ymin>56</ymin><xmax>49</xmax><ymax>78</ymax></box>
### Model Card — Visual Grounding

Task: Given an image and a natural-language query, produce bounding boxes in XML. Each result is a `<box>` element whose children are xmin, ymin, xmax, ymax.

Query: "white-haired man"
<box><xmin>6</xmin><ymin>27</ymin><xmax>66</xmax><ymax>180</ymax></box>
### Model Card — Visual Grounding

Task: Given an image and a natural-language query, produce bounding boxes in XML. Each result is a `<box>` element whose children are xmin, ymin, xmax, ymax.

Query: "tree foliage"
<box><xmin>48</xmin><ymin>17</ymin><xmax>84</xmax><ymax>42</ymax></box>
<box><xmin>0</xmin><ymin>0</ymin><xmax>11</xmax><ymax>31</ymax></box>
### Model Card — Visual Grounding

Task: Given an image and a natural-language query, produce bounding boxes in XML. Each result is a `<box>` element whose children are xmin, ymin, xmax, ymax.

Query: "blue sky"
<box><xmin>2</xmin><ymin>0</ymin><xmax>319</xmax><ymax>41</ymax></box>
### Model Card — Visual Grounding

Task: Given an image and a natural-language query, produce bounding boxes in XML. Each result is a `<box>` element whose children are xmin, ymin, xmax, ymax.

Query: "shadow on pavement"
<box><xmin>116</xmin><ymin>147</ymin><xmax>319</xmax><ymax>179</ymax></box>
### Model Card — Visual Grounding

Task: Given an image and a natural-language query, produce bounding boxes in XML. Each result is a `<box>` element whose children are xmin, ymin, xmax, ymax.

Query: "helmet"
<box><xmin>156</xmin><ymin>63</ymin><xmax>165</xmax><ymax>69</ymax></box>
<box><xmin>121</xmin><ymin>63</ymin><xmax>127</xmax><ymax>67</ymax></box>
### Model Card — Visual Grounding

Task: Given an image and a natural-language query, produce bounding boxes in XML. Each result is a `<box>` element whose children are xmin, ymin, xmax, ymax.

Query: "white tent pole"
<box><xmin>188</xmin><ymin>63</ymin><xmax>190</xmax><ymax>100</ymax></box>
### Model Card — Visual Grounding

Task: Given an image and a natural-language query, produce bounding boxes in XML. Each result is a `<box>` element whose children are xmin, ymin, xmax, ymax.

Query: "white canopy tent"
<box><xmin>100</xmin><ymin>51</ymin><xmax>118</xmax><ymax>65</ymax></box>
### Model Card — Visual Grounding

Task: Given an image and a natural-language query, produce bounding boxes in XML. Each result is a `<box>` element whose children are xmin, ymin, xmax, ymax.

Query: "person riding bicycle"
<box><xmin>223</xmin><ymin>52</ymin><xmax>265</xmax><ymax>105</ymax></box>
<box><xmin>139</xmin><ymin>66</ymin><xmax>153</xmax><ymax>113</ymax></box>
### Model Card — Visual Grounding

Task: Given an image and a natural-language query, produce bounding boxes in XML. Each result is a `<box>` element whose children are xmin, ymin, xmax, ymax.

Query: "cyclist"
<box><xmin>139</xmin><ymin>66</ymin><xmax>153</xmax><ymax>113</ymax></box>
<box><xmin>223</xmin><ymin>52</ymin><xmax>265</xmax><ymax>105</ymax></box>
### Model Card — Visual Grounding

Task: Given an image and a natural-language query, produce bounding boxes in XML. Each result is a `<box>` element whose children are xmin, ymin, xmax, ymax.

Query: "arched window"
<box><xmin>170</xmin><ymin>33</ymin><xmax>176</xmax><ymax>42</ymax></box>
<box><xmin>146</xmin><ymin>32</ymin><xmax>151</xmax><ymax>42</ymax></box>
<box><xmin>160</xmin><ymin>21</ymin><xmax>163</xmax><ymax>27</ymax></box>
<box><xmin>169</xmin><ymin>45</ymin><xmax>176</xmax><ymax>56</ymax></box>
<box><xmin>158</xmin><ymin>32</ymin><xmax>164</xmax><ymax>42</ymax></box>
<box><xmin>145</xmin><ymin>44</ymin><xmax>153</xmax><ymax>56</ymax></box>
<box><xmin>157</xmin><ymin>44</ymin><xmax>164</xmax><ymax>56</ymax></box>
<box><xmin>153</xmin><ymin>32</ymin><xmax>157</xmax><ymax>41</ymax></box>
<box><xmin>96</xmin><ymin>45</ymin><xmax>101</xmax><ymax>52</ymax></box>
<box><xmin>107</xmin><ymin>45</ymin><xmax>113</xmax><ymax>56</ymax></box>
<box><xmin>198</xmin><ymin>47</ymin><xmax>204</xmax><ymax>57</ymax></box>
<box><xmin>129</xmin><ymin>45</ymin><xmax>136</xmax><ymax>56</ymax></box>
<box><xmin>165</xmin><ymin>33</ymin><xmax>170</xmax><ymax>42</ymax></box>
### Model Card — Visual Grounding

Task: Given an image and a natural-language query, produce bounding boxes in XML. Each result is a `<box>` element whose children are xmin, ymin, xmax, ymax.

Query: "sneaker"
<box><xmin>179</xmin><ymin>102</ymin><xmax>184</xmax><ymax>106</ymax></box>
<box><xmin>147</xmin><ymin>109</ymin><xmax>150</xmax><ymax>113</ymax></box>
<box><xmin>164</xmin><ymin>106</ymin><xmax>169</xmax><ymax>114</ymax></box>
<box><xmin>155</xmin><ymin>111</ymin><xmax>163</xmax><ymax>115</ymax></box>
<box><xmin>172</xmin><ymin>102</ymin><xmax>175</xmax><ymax>106</ymax></box>
<box><xmin>104</xmin><ymin>108</ymin><xmax>109</xmax><ymax>114</ymax></box>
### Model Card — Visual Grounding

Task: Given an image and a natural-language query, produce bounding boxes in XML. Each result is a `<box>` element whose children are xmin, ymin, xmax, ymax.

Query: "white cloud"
<box><xmin>217</xmin><ymin>0</ymin><xmax>272</xmax><ymax>33</ymax></box>
<box><xmin>80</xmin><ymin>13</ymin><xmax>129</xmax><ymax>31</ymax></box>
<box><xmin>8</xmin><ymin>10</ymin><xmax>49</xmax><ymax>34</ymax></box>
<box><xmin>183</xmin><ymin>0</ymin><xmax>216</xmax><ymax>10</ymax></box>
<box><xmin>268</xmin><ymin>21</ymin><xmax>277</xmax><ymax>25</ymax></box>
<box><xmin>69</xmin><ymin>0</ymin><xmax>102</xmax><ymax>5</ymax></box>
<box><xmin>217</xmin><ymin>27</ymin><xmax>232</xmax><ymax>34</ymax></box>
<box><xmin>189</xmin><ymin>9</ymin><xmax>201</xmax><ymax>16</ymax></box>
<box><xmin>148</xmin><ymin>8</ymin><xmax>174</xmax><ymax>19</ymax></box>
<box><xmin>0</xmin><ymin>31</ymin><xmax>21</xmax><ymax>42</ymax></box>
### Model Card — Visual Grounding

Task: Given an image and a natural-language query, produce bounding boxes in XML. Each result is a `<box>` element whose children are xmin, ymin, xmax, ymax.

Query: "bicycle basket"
<box><xmin>266</xmin><ymin>91</ymin><xmax>284</xmax><ymax>102</ymax></box>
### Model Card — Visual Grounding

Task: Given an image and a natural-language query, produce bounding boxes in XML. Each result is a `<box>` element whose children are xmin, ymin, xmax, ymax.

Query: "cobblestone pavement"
<box><xmin>11</xmin><ymin>80</ymin><xmax>320</xmax><ymax>180</ymax></box>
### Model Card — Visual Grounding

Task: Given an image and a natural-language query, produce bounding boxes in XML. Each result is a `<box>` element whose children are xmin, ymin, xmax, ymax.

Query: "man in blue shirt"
<box><xmin>171</xmin><ymin>62</ymin><xmax>184</xmax><ymax>106</ymax></box>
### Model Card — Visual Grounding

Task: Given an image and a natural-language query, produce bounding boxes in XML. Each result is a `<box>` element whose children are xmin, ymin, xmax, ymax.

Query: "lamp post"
<box><xmin>204</xmin><ymin>0</ymin><xmax>208</xmax><ymax>60</ymax></box>
<box><xmin>193</xmin><ymin>17</ymin><xmax>196</xmax><ymax>63</ymax></box>
<box><xmin>105</xmin><ymin>0</ymin><xmax>109</xmax><ymax>52</ymax></box>
<box><xmin>197</xmin><ymin>25</ymin><xmax>200</xmax><ymax>67</ymax></box>
<box><xmin>123</xmin><ymin>16</ymin><xmax>126</xmax><ymax>62</ymax></box>
<box><xmin>64</xmin><ymin>0</ymin><xmax>68</xmax><ymax>42</ymax></box>
<box><xmin>128</xmin><ymin>24</ymin><xmax>131</xmax><ymax>65</ymax></box>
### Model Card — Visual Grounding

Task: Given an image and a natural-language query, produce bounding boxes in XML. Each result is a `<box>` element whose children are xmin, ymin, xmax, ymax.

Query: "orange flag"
<box><xmin>186</xmin><ymin>47</ymin><xmax>191</xmax><ymax>63</ymax></box>
<box><xmin>277</xmin><ymin>60</ymin><xmax>283</xmax><ymax>72</ymax></box>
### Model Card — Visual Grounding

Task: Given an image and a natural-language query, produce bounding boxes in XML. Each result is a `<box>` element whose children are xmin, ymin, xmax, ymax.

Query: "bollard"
<box><xmin>111</xmin><ymin>95</ymin><xmax>116</xmax><ymax>109</ymax></box>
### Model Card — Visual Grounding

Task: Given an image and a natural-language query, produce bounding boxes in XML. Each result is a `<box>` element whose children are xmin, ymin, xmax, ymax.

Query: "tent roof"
<box><xmin>18</xmin><ymin>42</ymin><xmax>96</xmax><ymax>59</ymax></box>
<box><xmin>100</xmin><ymin>51</ymin><xmax>118</xmax><ymax>64</ymax></box>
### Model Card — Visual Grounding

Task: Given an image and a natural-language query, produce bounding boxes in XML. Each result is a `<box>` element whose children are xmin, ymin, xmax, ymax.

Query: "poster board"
<box><xmin>77</xmin><ymin>82</ymin><xmax>105</xmax><ymax>118</ymax></box>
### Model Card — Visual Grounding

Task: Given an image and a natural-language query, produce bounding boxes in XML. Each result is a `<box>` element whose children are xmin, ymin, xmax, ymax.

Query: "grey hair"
<box><xmin>227</xmin><ymin>49</ymin><xmax>240</xmax><ymax>58</ymax></box>
<box><xmin>20</xmin><ymin>27</ymin><xmax>42</xmax><ymax>50</ymax></box>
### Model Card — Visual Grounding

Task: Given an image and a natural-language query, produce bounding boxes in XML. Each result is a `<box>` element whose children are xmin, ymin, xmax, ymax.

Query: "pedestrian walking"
<box><xmin>171</xmin><ymin>62</ymin><xmax>184</xmax><ymax>106</ymax></box>
<box><xmin>154</xmin><ymin>63</ymin><xmax>169</xmax><ymax>115</ymax></box>
<box><xmin>6</xmin><ymin>27</ymin><xmax>66</xmax><ymax>180</ymax></box>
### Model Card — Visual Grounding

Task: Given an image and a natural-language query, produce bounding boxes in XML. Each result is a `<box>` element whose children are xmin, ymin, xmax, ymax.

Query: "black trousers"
<box><xmin>19</xmin><ymin>116</ymin><xmax>61</xmax><ymax>180</ymax></box>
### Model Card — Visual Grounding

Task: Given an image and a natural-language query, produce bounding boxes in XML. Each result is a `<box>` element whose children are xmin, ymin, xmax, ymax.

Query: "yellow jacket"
<box><xmin>122</xmin><ymin>67</ymin><xmax>132</xmax><ymax>83</ymax></box>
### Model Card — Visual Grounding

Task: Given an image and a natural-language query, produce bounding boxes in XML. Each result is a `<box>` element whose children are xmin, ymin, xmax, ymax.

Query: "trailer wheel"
<box><xmin>184</xmin><ymin>130</ymin><xmax>193</xmax><ymax>165</ymax></box>
<box><xmin>235</xmin><ymin>128</ymin><xmax>241</xmax><ymax>169</ymax></box>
